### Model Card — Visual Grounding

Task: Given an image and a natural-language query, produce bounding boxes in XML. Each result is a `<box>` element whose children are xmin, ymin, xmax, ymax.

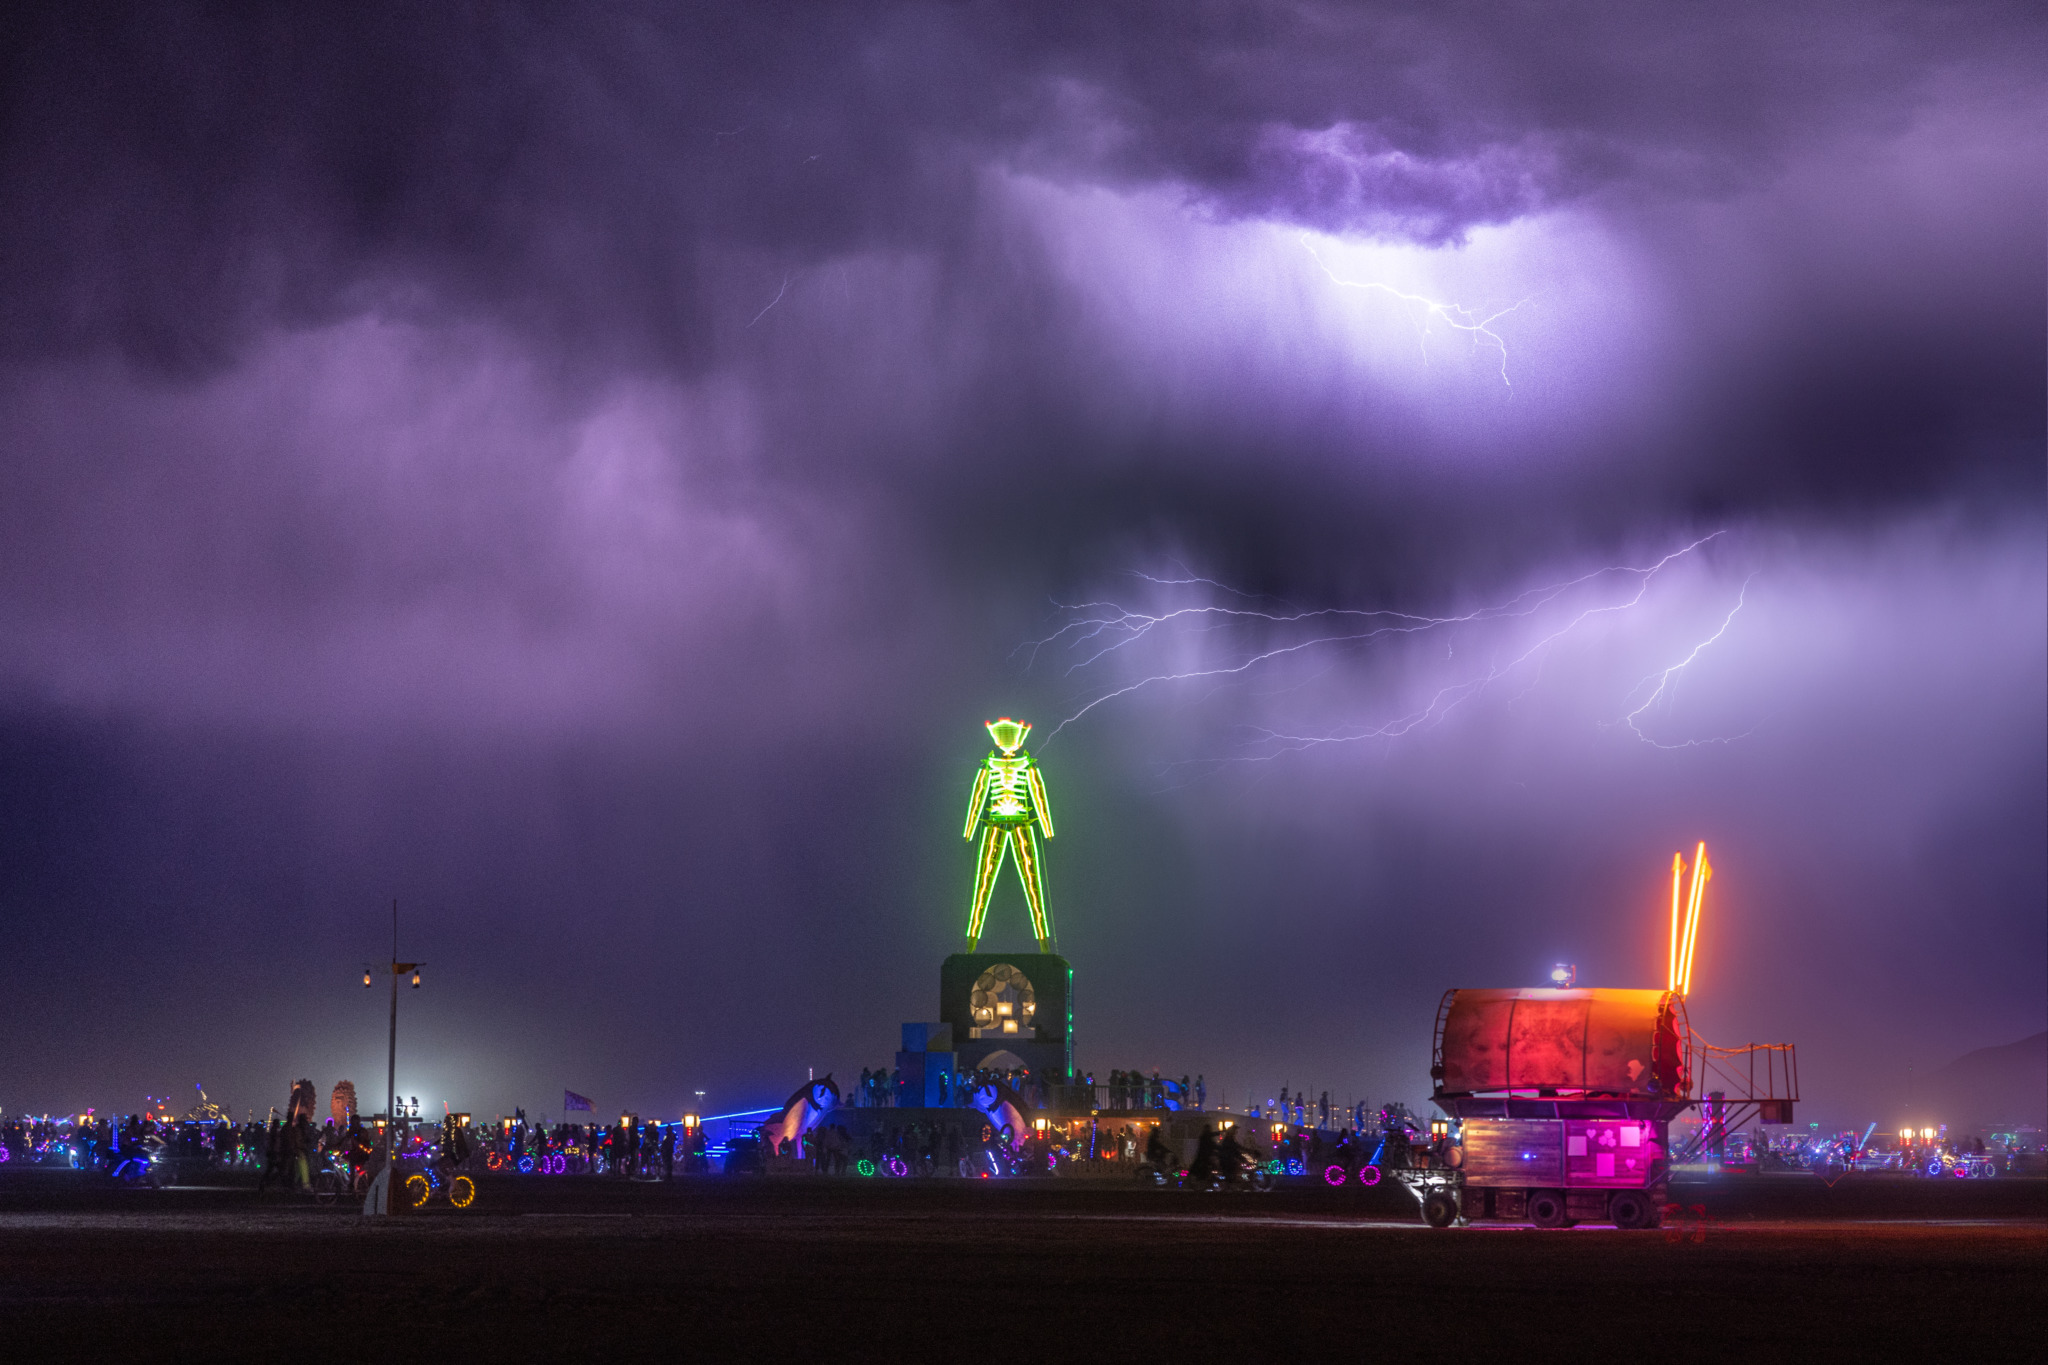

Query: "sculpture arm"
<box><xmin>1028</xmin><ymin>766</ymin><xmax>1053</xmax><ymax>838</ymax></box>
<box><xmin>963</xmin><ymin>765</ymin><xmax>989</xmax><ymax>839</ymax></box>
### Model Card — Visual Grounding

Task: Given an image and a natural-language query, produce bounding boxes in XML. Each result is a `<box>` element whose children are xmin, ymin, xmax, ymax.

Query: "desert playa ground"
<box><xmin>2</xmin><ymin>1169</ymin><xmax>2041</xmax><ymax>1357</ymax></box>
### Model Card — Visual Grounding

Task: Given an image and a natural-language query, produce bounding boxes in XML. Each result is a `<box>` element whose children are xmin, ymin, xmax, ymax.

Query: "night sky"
<box><xmin>1</xmin><ymin>3</ymin><xmax>2041</xmax><ymax>1128</ymax></box>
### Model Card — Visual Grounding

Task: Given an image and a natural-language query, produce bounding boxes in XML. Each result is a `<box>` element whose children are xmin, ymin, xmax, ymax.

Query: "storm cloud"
<box><xmin>0</xmin><ymin>2</ymin><xmax>2040</xmax><ymax>1127</ymax></box>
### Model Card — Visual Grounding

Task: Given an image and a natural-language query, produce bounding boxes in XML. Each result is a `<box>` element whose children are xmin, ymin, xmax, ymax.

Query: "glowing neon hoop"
<box><xmin>1359</xmin><ymin>1165</ymin><xmax>1382</xmax><ymax>1186</ymax></box>
<box><xmin>1323</xmin><ymin>1164</ymin><xmax>1346</xmax><ymax>1186</ymax></box>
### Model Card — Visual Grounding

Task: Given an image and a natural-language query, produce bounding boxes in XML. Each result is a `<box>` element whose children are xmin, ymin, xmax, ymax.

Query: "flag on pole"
<box><xmin>564</xmin><ymin>1090</ymin><xmax>595</xmax><ymax>1112</ymax></box>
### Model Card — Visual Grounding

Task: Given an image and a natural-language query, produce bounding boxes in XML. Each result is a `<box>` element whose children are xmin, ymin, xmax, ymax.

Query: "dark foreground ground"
<box><xmin>2</xmin><ymin>1168</ymin><xmax>2042</xmax><ymax>1359</ymax></box>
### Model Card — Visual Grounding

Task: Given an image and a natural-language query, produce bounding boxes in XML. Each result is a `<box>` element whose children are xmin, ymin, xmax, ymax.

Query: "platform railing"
<box><xmin>1672</xmin><ymin>1040</ymin><xmax>1799</xmax><ymax>1162</ymax></box>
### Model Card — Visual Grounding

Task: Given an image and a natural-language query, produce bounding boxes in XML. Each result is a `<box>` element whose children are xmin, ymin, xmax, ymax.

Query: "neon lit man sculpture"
<box><xmin>963</xmin><ymin>718</ymin><xmax>1055</xmax><ymax>953</ymax></box>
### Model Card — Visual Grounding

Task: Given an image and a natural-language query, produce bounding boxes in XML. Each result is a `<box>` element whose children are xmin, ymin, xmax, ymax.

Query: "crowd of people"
<box><xmin>0</xmin><ymin>1109</ymin><xmax>385</xmax><ymax>1191</ymax></box>
<box><xmin>0</xmin><ymin>1107</ymin><xmax>722</xmax><ymax>1191</ymax></box>
<box><xmin>849</xmin><ymin>1063</ymin><xmax>1242</xmax><ymax>1113</ymax></box>
<box><xmin>485</xmin><ymin>1117</ymin><xmax>709</xmax><ymax>1178</ymax></box>
<box><xmin>760</xmin><ymin>1100</ymin><xmax>1430</xmax><ymax>1183</ymax></box>
<box><xmin>850</xmin><ymin>1063</ymin><xmax>1074</xmax><ymax>1110</ymax></box>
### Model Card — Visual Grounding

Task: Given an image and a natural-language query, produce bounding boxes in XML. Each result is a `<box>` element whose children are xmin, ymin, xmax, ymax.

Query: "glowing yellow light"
<box><xmin>1678</xmin><ymin>842</ymin><xmax>1710</xmax><ymax>996</ymax></box>
<box><xmin>405</xmin><ymin>1173</ymin><xmax>431</xmax><ymax>1208</ymax></box>
<box><xmin>450</xmin><ymin>1176</ymin><xmax>476</xmax><ymax>1208</ymax></box>
<box><xmin>1667</xmin><ymin>852</ymin><xmax>1684</xmax><ymax>992</ymax></box>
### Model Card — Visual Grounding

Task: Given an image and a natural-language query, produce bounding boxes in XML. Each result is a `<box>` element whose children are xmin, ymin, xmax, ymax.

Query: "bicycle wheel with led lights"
<box><xmin>405</xmin><ymin>1173</ymin><xmax>431</xmax><ymax>1208</ymax></box>
<box><xmin>449</xmin><ymin>1175</ymin><xmax>476</xmax><ymax>1208</ymax></box>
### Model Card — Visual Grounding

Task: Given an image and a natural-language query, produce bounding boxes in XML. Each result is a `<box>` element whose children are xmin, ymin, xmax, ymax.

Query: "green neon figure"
<box><xmin>963</xmin><ymin>717</ymin><xmax>1055</xmax><ymax>953</ymax></box>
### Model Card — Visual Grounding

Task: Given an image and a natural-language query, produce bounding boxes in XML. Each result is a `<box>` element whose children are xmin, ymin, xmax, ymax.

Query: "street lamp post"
<box><xmin>362</xmin><ymin>898</ymin><xmax>422</xmax><ymax>1215</ymax></box>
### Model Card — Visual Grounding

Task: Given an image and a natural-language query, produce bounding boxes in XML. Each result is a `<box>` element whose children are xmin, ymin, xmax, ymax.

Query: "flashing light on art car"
<box><xmin>1549</xmin><ymin>964</ymin><xmax>1577</xmax><ymax>987</ymax></box>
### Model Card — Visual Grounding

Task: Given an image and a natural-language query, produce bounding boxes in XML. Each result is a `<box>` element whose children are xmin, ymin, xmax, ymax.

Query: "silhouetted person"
<box><xmin>257</xmin><ymin>1117</ymin><xmax>285</xmax><ymax>1192</ymax></box>
<box><xmin>1218</xmin><ymin>1127</ymin><xmax>1247</xmax><ymax>1183</ymax></box>
<box><xmin>1190</xmin><ymin>1125</ymin><xmax>1218</xmax><ymax>1184</ymax></box>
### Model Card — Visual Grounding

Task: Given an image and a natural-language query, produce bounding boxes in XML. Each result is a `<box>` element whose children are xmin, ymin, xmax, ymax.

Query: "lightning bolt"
<box><xmin>1618</xmin><ymin>573</ymin><xmax>1758</xmax><ymax>748</ymax></box>
<box><xmin>749</xmin><ymin>273</ymin><xmax>792</xmax><ymax>327</ymax></box>
<box><xmin>1299</xmin><ymin>235</ymin><xmax>1530</xmax><ymax>388</ymax></box>
<box><xmin>1035</xmin><ymin>533</ymin><xmax>1756</xmax><ymax>756</ymax></box>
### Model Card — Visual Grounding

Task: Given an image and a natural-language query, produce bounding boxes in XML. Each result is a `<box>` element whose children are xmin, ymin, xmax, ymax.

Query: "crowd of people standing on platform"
<box><xmin>1247</xmin><ymin>1088</ymin><xmax>1371</xmax><ymax>1131</ymax></box>
<box><xmin>852</xmin><ymin>1064</ymin><xmax>1070</xmax><ymax>1110</ymax></box>
<box><xmin>1097</xmin><ymin>1070</ymin><xmax>1203</xmax><ymax>1110</ymax></box>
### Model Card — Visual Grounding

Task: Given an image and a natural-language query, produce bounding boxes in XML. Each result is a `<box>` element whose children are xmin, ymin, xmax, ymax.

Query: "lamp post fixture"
<box><xmin>361</xmin><ymin>898</ymin><xmax>423</xmax><ymax>1215</ymax></box>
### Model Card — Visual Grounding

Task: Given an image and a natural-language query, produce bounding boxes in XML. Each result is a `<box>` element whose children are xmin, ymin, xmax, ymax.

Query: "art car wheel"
<box><xmin>1421</xmin><ymin>1192</ymin><xmax>1458</xmax><ymax>1228</ymax></box>
<box><xmin>1609</xmin><ymin>1191</ymin><xmax>1653</xmax><ymax>1229</ymax></box>
<box><xmin>1527</xmin><ymin>1189</ymin><xmax>1569</xmax><ymax>1229</ymax></box>
<box><xmin>450</xmin><ymin>1175</ymin><xmax>476</xmax><ymax>1208</ymax></box>
<box><xmin>405</xmin><ymin>1173</ymin><xmax>432</xmax><ymax>1208</ymax></box>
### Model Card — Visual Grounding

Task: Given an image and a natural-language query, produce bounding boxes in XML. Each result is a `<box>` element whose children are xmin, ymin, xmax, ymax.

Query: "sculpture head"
<box><xmin>985</xmin><ymin>717</ymin><xmax>1031</xmax><ymax>755</ymax></box>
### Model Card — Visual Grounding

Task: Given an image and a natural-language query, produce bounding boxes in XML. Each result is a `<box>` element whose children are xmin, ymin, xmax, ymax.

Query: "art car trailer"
<box><xmin>1427</xmin><ymin>987</ymin><xmax>1695</xmax><ymax>1228</ymax></box>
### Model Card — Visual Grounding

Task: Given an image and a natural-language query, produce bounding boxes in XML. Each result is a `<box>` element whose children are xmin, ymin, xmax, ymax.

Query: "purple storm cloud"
<box><xmin>0</xmin><ymin>2</ymin><xmax>2040</xmax><ymax>1128</ymax></box>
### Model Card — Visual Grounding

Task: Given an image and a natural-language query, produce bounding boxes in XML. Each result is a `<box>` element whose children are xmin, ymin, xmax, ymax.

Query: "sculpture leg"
<box><xmin>965</xmin><ymin>825</ymin><xmax>1007</xmax><ymax>951</ymax></box>
<box><xmin>1009</xmin><ymin>826</ymin><xmax>1053</xmax><ymax>953</ymax></box>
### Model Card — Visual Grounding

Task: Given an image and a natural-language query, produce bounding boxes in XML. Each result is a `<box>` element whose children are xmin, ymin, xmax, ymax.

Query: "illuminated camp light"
<box><xmin>1666</xmin><ymin>842</ymin><xmax>1711</xmax><ymax>996</ymax></box>
<box><xmin>1549</xmin><ymin>964</ymin><xmax>1576</xmax><ymax>987</ymax></box>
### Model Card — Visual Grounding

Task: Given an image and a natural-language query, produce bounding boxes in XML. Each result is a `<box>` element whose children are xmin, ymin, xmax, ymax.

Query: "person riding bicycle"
<box><xmin>1144</xmin><ymin>1126</ymin><xmax>1171</xmax><ymax>1174</ymax></box>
